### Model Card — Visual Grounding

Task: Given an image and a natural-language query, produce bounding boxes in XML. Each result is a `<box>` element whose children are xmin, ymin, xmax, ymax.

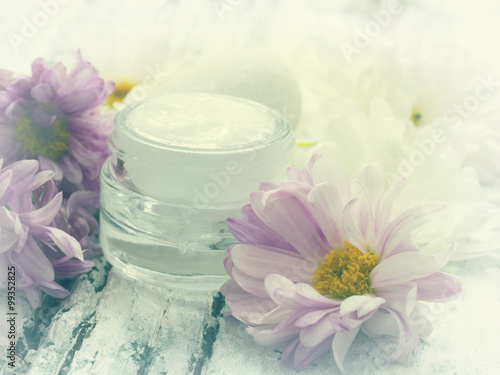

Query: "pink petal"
<box><xmin>31</xmin><ymin>57</ymin><xmax>49</xmax><ymax>82</ymax></box>
<box><xmin>227</xmin><ymin>218</ymin><xmax>296</xmax><ymax>253</ymax></box>
<box><xmin>39</xmin><ymin>280</ymin><xmax>70</xmax><ymax>299</ymax></box>
<box><xmin>0</xmin><ymin>207</ymin><xmax>25</xmax><ymax>253</ymax></box>
<box><xmin>39</xmin><ymin>66</ymin><xmax>63</xmax><ymax>88</ymax></box>
<box><xmin>18</xmin><ymin>192</ymin><xmax>62</xmax><ymax>227</ymax></box>
<box><xmin>231</xmin><ymin>244</ymin><xmax>314</xmax><ymax>283</ymax></box>
<box><xmin>31</xmin><ymin>83</ymin><xmax>54</xmax><ymax>104</ymax></box>
<box><xmin>59</xmin><ymin>154</ymin><xmax>83</xmax><ymax>184</ymax></box>
<box><xmin>67</xmin><ymin>136</ymin><xmax>103</xmax><ymax>179</ymax></box>
<box><xmin>10</xmin><ymin>237</ymin><xmax>54</xmax><ymax>282</ymax></box>
<box><xmin>30</xmin><ymin>226</ymin><xmax>83</xmax><ymax>260</ymax></box>
<box><xmin>265</xmin><ymin>274</ymin><xmax>340</xmax><ymax>310</ymax></box>
<box><xmin>26</xmin><ymin>170</ymin><xmax>54</xmax><ymax>192</ymax></box>
<box><xmin>361</xmin><ymin>310</ymin><xmax>399</xmax><ymax>338</ymax></box>
<box><xmin>39</xmin><ymin>180</ymin><xmax>58</xmax><ymax>208</ymax></box>
<box><xmin>342</xmin><ymin>198</ymin><xmax>368</xmax><ymax>252</ymax></box>
<box><xmin>383</xmin><ymin>308</ymin><xmax>419</xmax><ymax>362</ymax></box>
<box><xmin>24</xmin><ymin>286</ymin><xmax>42</xmax><ymax>309</ymax></box>
<box><xmin>293</xmin><ymin>337</ymin><xmax>333</xmax><ymax>371</ymax></box>
<box><xmin>247</xmin><ymin>324</ymin><xmax>300</xmax><ymax>346</ymax></box>
<box><xmin>59</xmin><ymin>91</ymin><xmax>99</xmax><ymax>115</ymax></box>
<box><xmin>5</xmin><ymin>97</ymin><xmax>28</xmax><ymax>119</ymax></box>
<box><xmin>223</xmin><ymin>249</ymin><xmax>235</xmax><ymax>278</ymax></box>
<box><xmin>232</xmin><ymin>267</ymin><xmax>267</xmax><ymax>297</ymax></box>
<box><xmin>0</xmin><ymin>91</ymin><xmax>15</xmax><ymax>108</ymax></box>
<box><xmin>280</xmin><ymin>338</ymin><xmax>300</xmax><ymax>365</ymax></box>
<box><xmin>220</xmin><ymin>278</ymin><xmax>246</xmax><ymax>296</ymax></box>
<box><xmin>299</xmin><ymin>315</ymin><xmax>336</xmax><ymax>347</ymax></box>
<box><xmin>246</xmin><ymin>306</ymin><xmax>290</xmax><ymax>326</ymax></box>
<box><xmin>66</xmin><ymin>190</ymin><xmax>99</xmax><ymax>213</ymax></box>
<box><xmin>0</xmin><ymin>69</ymin><xmax>14</xmax><ymax>89</ymax></box>
<box><xmin>307</xmin><ymin>182</ymin><xmax>344</xmax><ymax>248</ymax></box>
<box><xmin>241</xmin><ymin>204</ymin><xmax>266</xmax><ymax>228</ymax></box>
<box><xmin>259</xmin><ymin>181</ymin><xmax>278</xmax><ymax>191</ymax></box>
<box><xmin>58</xmin><ymin>60</ymin><xmax>96</xmax><ymax>94</ymax></box>
<box><xmin>226</xmin><ymin>295</ymin><xmax>280</xmax><ymax>325</ymax></box>
<box><xmin>340</xmin><ymin>295</ymin><xmax>386</xmax><ymax>318</ymax></box>
<box><xmin>332</xmin><ymin>326</ymin><xmax>360</xmax><ymax>373</ymax></box>
<box><xmin>38</xmin><ymin>155</ymin><xmax>63</xmax><ymax>183</ymax></box>
<box><xmin>250</xmin><ymin>193</ymin><xmax>330</xmax><ymax>262</ymax></box>
<box><xmin>287</xmin><ymin>166</ymin><xmax>313</xmax><ymax>185</ymax></box>
<box><xmin>0</xmin><ymin>168</ymin><xmax>12</xmax><ymax>199</ymax></box>
<box><xmin>374</xmin><ymin>283</ymin><xmax>417</xmax><ymax>315</ymax></box>
<box><xmin>294</xmin><ymin>307</ymin><xmax>339</xmax><ymax>328</ymax></box>
<box><xmin>411</xmin><ymin>304</ymin><xmax>433</xmax><ymax>338</ymax></box>
<box><xmin>376</xmin><ymin>205</ymin><xmax>445</xmax><ymax>260</ymax></box>
<box><xmin>371</xmin><ymin>252</ymin><xmax>438</xmax><ymax>289</ymax></box>
<box><xmin>414</xmin><ymin>272</ymin><xmax>462</xmax><ymax>302</ymax></box>
<box><xmin>2</xmin><ymin>160</ymin><xmax>39</xmax><ymax>205</ymax></box>
<box><xmin>272</xmin><ymin>310</ymin><xmax>306</xmax><ymax>334</ymax></box>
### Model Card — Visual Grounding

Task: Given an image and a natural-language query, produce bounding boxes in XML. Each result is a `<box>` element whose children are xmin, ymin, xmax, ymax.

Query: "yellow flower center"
<box><xmin>107</xmin><ymin>80</ymin><xmax>135</xmax><ymax>107</ymax></box>
<box><xmin>14</xmin><ymin>103</ymin><xmax>69</xmax><ymax>160</ymax></box>
<box><xmin>411</xmin><ymin>109</ymin><xmax>422</xmax><ymax>126</ymax></box>
<box><xmin>312</xmin><ymin>241</ymin><xmax>378</xmax><ymax>300</ymax></box>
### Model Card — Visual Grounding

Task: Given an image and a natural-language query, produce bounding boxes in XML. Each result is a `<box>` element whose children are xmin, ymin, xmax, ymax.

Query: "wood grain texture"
<box><xmin>2</xmin><ymin>254</ymin><xmax>500</xmax><ymax>374</ymax></box>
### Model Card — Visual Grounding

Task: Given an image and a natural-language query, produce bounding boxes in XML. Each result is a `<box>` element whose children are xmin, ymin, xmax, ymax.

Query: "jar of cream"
<box><xmin>100</xmin><ymin>93</ymin><xmax>295</xmax><ymax>290</ymax></box>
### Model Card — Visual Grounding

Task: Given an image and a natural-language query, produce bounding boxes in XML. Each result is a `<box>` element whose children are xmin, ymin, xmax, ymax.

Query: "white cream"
<box><xmin>124</xmin><ymin>94</ymin><xmax>277</xmax><ymax>149</ymax></box>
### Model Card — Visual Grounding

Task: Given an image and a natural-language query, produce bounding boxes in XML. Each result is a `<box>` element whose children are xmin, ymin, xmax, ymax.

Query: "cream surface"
<box><xmin>122</xmin><ymin>94</ymin><xmax>280</xmax><ymax>150</ymax></box>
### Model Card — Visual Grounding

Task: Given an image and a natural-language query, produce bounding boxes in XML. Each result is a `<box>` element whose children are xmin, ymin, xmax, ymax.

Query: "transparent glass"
<box><xmin>100</xmin><ymin>93</ymin><xmax>295</xmax><ymax>290</ymax></box>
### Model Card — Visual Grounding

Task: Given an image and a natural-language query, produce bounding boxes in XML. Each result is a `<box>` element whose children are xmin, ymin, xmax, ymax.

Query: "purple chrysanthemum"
<box><xmin>0</xmin><ymin>159</ymin><xmax>93</xmax><ymax>309</ymax></box>
<box><xmin>52</xmin><ymin>190</ymin><xmax>102</xmax><ymax>261</ymax></box>
<box><xmin>0</xmin><ymin>51</ymin><xmax>115</xmax><ymax>193</ymax></box>
<box><xmin>221</xmin><ymin>155</ymin><xmax>462</xmax><ymax>372</ymax></box>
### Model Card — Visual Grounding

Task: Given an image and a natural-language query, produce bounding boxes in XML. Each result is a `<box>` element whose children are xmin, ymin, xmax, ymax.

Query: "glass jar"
<box><xmin>100</xmin><ymin>93</ymin><xmax>295</xmax><ymax>290</ymax></box>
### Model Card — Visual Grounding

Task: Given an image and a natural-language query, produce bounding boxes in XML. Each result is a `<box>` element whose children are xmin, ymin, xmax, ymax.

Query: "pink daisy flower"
<box><xmin>0</xmin><ymin>159</ymin><xmax>92</xmax><ymax>309</ymax></box>
<box><xmin>221</xmin><ymin>155</ymin><xmax>462</xmax><ymax>371</ymax></box>
<box><xmin>0</xmin><ymin>51</ymin><xmax>115</xmax><ymax>193</ymax></box>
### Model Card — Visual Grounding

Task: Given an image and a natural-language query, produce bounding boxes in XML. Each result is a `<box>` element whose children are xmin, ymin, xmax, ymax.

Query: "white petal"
<box><xmin>248</xmin><ymin>325</ymin><xmax>300</xmax><ymax>346</ymax></box>
<box><xmin>299</xmin><ymin>316</ymin><xmax>336</xmax><ymax>347</ymax></box>
<box><xmin>332</xmin><ymin>326</ymin><xmax>360</xmax><ymax>373</ymax></box>
<box><xmin>340</xmin><ymin>295</ymin><xmax>385</xmax><ymax>318</ymax></box>
<box><xmin>342</xmin><ymin>198</ymin><xmax>368</xmax><ymax>252</ymax></box>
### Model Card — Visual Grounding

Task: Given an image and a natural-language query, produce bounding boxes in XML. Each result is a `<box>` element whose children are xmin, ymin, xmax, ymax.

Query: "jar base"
<box><xmin>100</xmin><ymin>211</ymin><xmax>229</xmax><ymax>291</ymax></box>
<box><xmin>103</xmin><ymin>246</ymin><xmax>229</xmax><ymax>291</ymax></box>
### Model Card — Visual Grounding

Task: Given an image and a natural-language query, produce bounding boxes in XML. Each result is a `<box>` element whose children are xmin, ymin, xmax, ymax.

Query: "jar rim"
<box><xmin>112</xmin><ymin>93</ymin><xmax>293</xmax><ymax>154</ymax></box>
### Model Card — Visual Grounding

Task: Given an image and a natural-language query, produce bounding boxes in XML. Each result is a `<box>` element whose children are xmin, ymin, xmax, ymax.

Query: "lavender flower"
<box><xmin>221</xmin><ymin>155</ymin><xmax>462</xmax><ymax>371</ymax></box>
<box><xmin>52</xmin><ymin>190</ymin><xmax>102</xmax><ymax>261</ymax></box>
<box><xmin>0</xmin><ymin>159</ymin><xmax>93</xmax><ymax>309</ymax></box>
<box><xmin>0</xmin><ymin>51</ymin><xmax>115</xmax><ymax>193</ymax></box>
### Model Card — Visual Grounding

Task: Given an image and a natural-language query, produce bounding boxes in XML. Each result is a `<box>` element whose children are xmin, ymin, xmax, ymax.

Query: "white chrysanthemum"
<box><xmin>295</xmin><ymin>95</ymin><xmax>496</xmax><ymax>260</ymax></box>
<box><xmin>307</xmin><ymin>11</ymin><xmax>500</xmax><ymax>182</ymax></box>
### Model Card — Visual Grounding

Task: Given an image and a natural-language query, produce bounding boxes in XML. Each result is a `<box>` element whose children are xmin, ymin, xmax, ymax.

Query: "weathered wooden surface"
<box><xmin>1</xmin><ymin>253</ymin><xmax>500</xmax><ymax>375</ymax></box>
